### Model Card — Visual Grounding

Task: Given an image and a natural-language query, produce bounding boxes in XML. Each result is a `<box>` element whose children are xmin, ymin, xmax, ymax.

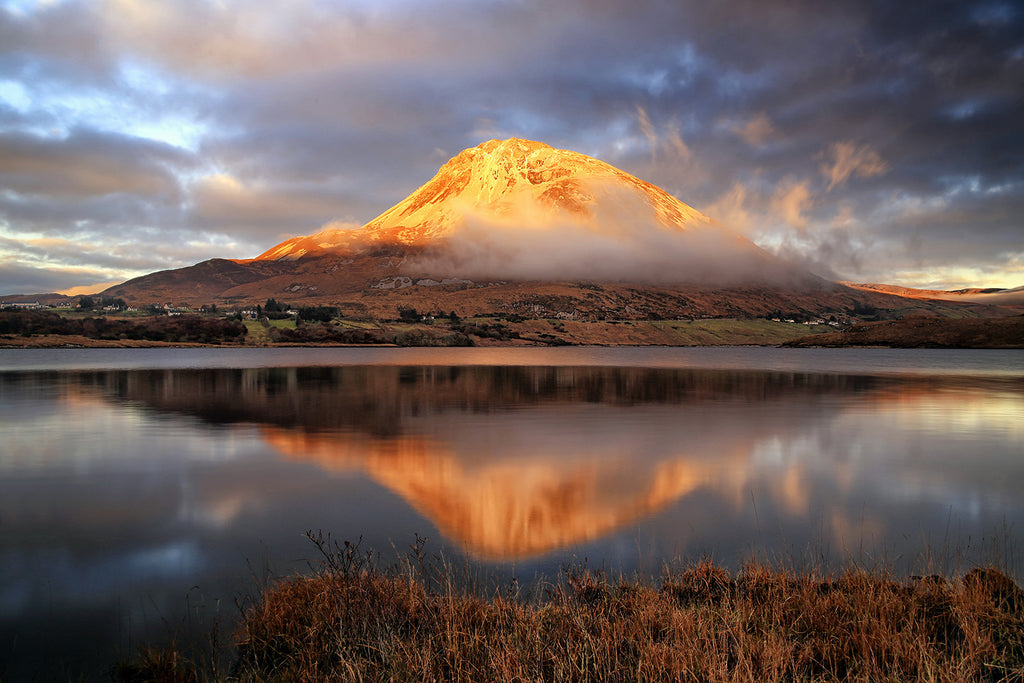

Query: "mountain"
<box><xmin>100</xmin><ymin>138</ymin><xmax>1016</xmax><ymax>322</ymax></box>
<box><xmin>254</xmin><ymin>137</ymin><xmax>796</xmax><ymax>286</ymax></box>
<box><xmin>258</xmin><ymin>138</ymin><xmax>716</xmax><ymax>259</ymax></box>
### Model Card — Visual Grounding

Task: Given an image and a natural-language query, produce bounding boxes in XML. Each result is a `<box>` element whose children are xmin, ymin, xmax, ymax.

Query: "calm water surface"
<box><xmin>1</xmin><ymin>347</ymin><xmax>1022</xmax><ymax>680</ymax></box>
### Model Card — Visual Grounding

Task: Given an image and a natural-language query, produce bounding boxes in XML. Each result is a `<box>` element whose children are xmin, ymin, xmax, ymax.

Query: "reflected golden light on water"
<box><xmin>778</xmin><ymin>466</ymin><xmax>810</xmax><ymax>517</ymax></box>
<box><xmin>263</xmin><ymin>425</ymin><xmax>736</xmax><ymax>559</ymax></box>
<box><xmin>829</xmin><ymin>509</ymin><xmax>886</xmax><ymax>556</ymax></box>
<box><xmin>254</xmin><ymin>373</ymin><xmax>1023</xmax><ymax>561</ymax></box>
<box><xmin>847</xmin><ymin>385</ymin><xmax>1024</xmax><ymax>438</ymax></box>
<box><xmin>916</xmin><ymin>392</ymin><xmax>1024</xmax><ymax>437</ymax></box>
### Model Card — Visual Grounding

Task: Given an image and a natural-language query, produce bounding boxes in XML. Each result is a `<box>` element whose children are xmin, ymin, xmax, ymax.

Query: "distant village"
<box><xmin>0</xmin><ymin>296</ymin><xmax>266</xmax><ymax>317</ymax></box>
<box><xmin>0</xmin><ymin>297</ymin><xmax>214</xmax><ymax>315</ymax></box>
<box><xmin>0</xmin><ymin>295</ymin><xmax>851</xmax><ymax>327</ymax></box>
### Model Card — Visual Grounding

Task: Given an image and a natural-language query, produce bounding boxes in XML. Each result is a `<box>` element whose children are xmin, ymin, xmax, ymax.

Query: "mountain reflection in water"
<box><xmin>85</xmin><ymin>365</ymin><xmax>1024</xmax><ymax>561</ymax></box>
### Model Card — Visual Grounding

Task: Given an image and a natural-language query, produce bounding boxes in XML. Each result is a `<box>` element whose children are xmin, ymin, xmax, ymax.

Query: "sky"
<box><xmin>0</xmin><ymin>0</ymin><xmax>1022</xmax><ymax>295</ymax></box>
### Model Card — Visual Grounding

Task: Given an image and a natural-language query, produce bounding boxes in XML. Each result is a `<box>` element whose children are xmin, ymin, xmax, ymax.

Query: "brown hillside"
<box><xmin>785</xmin><ymin>315</ymin><xmax>1024</xmax><ymax>348</ymax></box>
<box><xmin>102</xmin><ymin>249</ymin><xmax>1019</xmax><ymax>323</ymax></box>
<box><xmin>846</xmin><ymin>282</ymin><xmax>1024</xmax><ymax>311</ymax></box>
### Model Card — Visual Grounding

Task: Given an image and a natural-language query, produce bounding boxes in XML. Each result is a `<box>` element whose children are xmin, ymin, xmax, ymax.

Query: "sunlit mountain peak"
<box><xmin>256</xmin><ymin>137</ymin><xmax>717</xmax><ymax>261</ymax></box>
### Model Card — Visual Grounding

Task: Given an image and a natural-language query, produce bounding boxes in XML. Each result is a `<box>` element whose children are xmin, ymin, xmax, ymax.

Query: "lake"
<box><xmin>1</xmin><ymin>347</ymin><xmax>1022</xmax><ymax>680</ymax></box>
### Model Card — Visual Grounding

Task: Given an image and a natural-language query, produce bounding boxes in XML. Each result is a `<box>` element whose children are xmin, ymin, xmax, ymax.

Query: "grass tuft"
<box><xmin>119</xmin><ymin>537</ymin><xmax>1024</xmax><ymax>682</ymax></box>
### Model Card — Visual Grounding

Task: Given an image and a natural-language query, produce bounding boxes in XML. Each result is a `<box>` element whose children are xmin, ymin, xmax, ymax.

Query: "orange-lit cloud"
<box><xmin>702</xmin><ymin>182</ymin><xmax>754</xmax><ymax>234</ymax></box>
<box><xmin>771</xmin><ymin>179</ymin><xmax>813</xmax><ymax>232</ymax></box>
<box><xmin>637</xmin><ymin>105</ymin><xmax>658</xmax><ymax>162</ymax></box>
<box><xmin>58</xmin><ymin>281</ymin><xmax>124</xmax><ymax>296</ymax></box>
<box><xmin>820</xmin><ymin>142</ymin><xmax>887</xmax><ymax>191</ymax></box>
<box><xmin>735</xmin><ymin>112</ymin><xmax>775</xmax><ymax>147</ymax></box>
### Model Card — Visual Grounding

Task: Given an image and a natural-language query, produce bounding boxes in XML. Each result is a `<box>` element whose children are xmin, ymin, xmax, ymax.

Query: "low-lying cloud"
<box><xmin>406</xmin><ymin>184</ymin><xmax>804</xmax><ymax>286</ymax></box>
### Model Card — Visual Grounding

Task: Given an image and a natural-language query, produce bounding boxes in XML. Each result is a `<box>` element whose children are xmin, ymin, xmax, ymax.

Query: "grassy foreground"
<box><xmin>119</xmin><ymin>538</ymin><xmax>1024</xmax><ymax>683</ymax></box>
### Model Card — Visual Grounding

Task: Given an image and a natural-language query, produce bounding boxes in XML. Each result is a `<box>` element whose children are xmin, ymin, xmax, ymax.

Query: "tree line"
<box><xmin>0</xmin><ymin>310</ymin><xmax>247</xmax><ymax>344</ymax></box>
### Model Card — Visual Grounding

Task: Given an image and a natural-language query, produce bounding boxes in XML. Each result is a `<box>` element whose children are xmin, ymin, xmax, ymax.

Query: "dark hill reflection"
<box><xmin>95</xmin><ymin>364</ymin><xmax>880</xmax><ymax>432</ymax></box>
<box><xmin>71</xmin><ymin>365</ymin><xmax>1018</xmax><ymax>560</ymax></box>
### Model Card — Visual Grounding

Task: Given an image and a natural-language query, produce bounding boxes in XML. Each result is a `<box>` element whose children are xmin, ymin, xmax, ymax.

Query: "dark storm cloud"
<box><xmin>187</xmin><ymin>173</ymin><xmax>369</xmax><ymax>238</ymax></box>
<box><xmin>614</xmin><ymin>0</ymin><xmax>1024</xmax><ymax>286</ymax></box>
<box><xmin>0</xmin><ymin>1</ymin><xmax>113</xmax><ymax>79</ymax></box>
<box><xmin>0</xmin><ymin>231</ymin><xmax>197</xmax><ymax>273</ymax></box>
<box><xmin>0</xmin><ymin>260</ymin><xmax>106</xmax><ymax>294</ymax></box>
<box><xmin>0</xmin><ymin>0</ymin><xmax>1022</xmax><ymax>292</ymax></box>
<box><xmin>0</xmin><ymin>129</ymin><xmax>188</xmax><ymax>199</ymax></box>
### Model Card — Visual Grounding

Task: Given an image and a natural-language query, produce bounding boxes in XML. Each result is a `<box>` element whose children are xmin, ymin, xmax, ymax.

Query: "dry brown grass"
<box><xmin>121</xmin><ymin>540</ymin><xmax>1024</xmax><ymax>682</ymax></box>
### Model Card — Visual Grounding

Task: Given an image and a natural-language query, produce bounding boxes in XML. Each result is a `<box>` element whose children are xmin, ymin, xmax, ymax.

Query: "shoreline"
<box><xmin>0</xmin><ymin>334</ymin><xmax>404</xmax><ymax>349</ymax></box>
<box><xmin>5</xmin><ymin>310</ymin><xmax>1023</xmax><ymax>349</ymax></box>
<box><xmin>3</xmin><ymin>337</ymin><xmax>1021</xmax><ymax>350</ymax></box>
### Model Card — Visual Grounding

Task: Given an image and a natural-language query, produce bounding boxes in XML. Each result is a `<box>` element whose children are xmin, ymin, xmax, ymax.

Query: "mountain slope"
<box><xmin>358</xmin><ymin>137</ymin><xmax>714</xmax><ymax>243</ymax></box>
<box><xmin>786</xmin><ymin>315</ymin><xmax>1024</xmax><ymax>348</ymax></box>
<box><xmin>845</xmin><ymin>282</ymin><xmax>1024</xmax><ymax>310</ymax></box>
<box><xmin>257</xmin><ymin>138</ymin><xmax>717</xmax><ymax>260</ymax></box>
<box><xmin>253</xmin><ymin>138</ymin><xmax>797</xmax><ymax>288</ymax></box>
<box><xmin>105</xmin><ymin>258</ymin><xmax>289</xmax><ymax>302</ymax></box>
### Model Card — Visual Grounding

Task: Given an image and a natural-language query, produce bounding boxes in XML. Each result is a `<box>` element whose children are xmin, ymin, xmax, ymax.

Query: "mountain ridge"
<box><xmin>89</xmin><ymin>138</ymin><xmax>1021</xmax><ymax>324</ymax></box>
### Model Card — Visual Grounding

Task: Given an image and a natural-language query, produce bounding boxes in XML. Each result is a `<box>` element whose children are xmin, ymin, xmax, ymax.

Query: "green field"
<box><xmin>242</xmin><ymin>318</ymin><xmax>297</xmax><ymax>344</ymax></box>
<box><xmin>649</xmin><ymin>318</ymin><xmax>834</xmax><ymax>345</ymax></box>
